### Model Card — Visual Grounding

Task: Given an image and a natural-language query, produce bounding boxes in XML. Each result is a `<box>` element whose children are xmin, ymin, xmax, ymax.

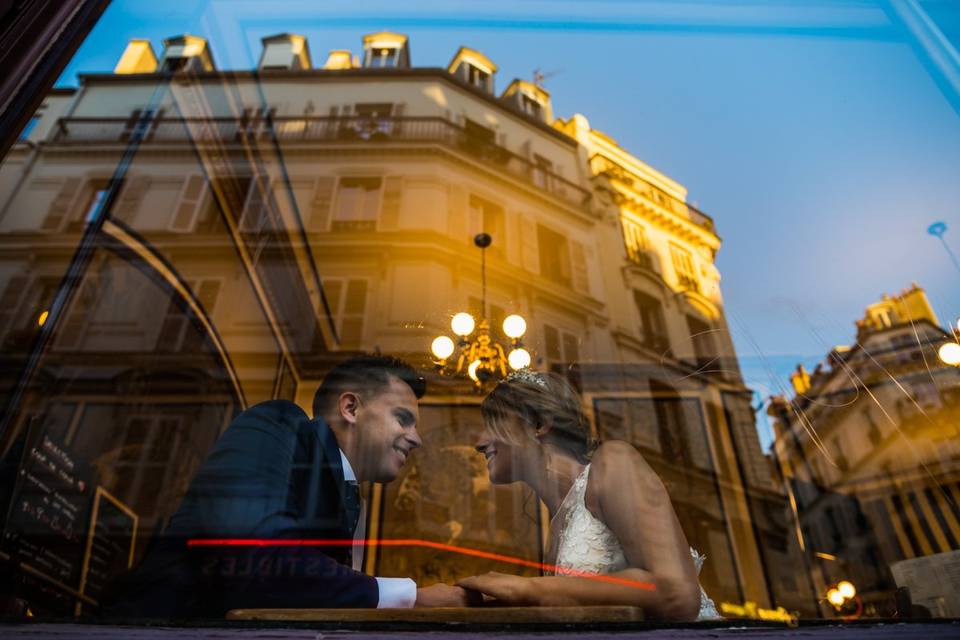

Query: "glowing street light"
<box><xmin>826</xmin><ymin>589</ymin><xmax>845</xmax><ymax>607</ymax></box>
<box><xmin>939</xmin><ymin>341</ymin><xmax>960</xmax><ymax>366</ymax></box>
<box><xmin>837</xmin><ymin>581</ymin><xmax>856</xmax><ymax>600</ymax></box>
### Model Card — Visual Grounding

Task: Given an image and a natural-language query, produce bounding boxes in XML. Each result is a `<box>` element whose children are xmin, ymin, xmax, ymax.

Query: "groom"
<box><xmin>104</xmin><ymin>354</ymin><xmax>471</xmax><ymax>618</ymax></box>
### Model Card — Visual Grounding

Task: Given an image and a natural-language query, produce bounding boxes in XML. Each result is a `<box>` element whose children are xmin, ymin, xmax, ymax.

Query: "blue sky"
<box><xmin>57</xmin><ymin>1</ymin><xmax>960</xmax><ymax>448</ymax></box>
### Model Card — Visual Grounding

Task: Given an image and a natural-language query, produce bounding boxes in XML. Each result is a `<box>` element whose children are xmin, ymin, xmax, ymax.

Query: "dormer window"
<box><xmin>521</xmin><ymin>95</ymin><xmax>542</xmax><ymax>119</ymax></box>
<box><xmin>501</xmin><ymin>79</ymin><xmax>552</xmax><ymax>123</ymax></box>
<box><xmin>362</xmin><ymin>32</ymin><xmax>410</xmax><ymax>68</ymax></box>
<box><xmin>369</xmin><ymin>47</ymin><xmax>399</xmax><ymax>68</ymax></box>
<box><xmin>467</xmin><ymin>66</ymin><xmax>490</xmax><ymax>90</ymax></box>
<box><xmin>447</xmin><ymin>47</ymin><xmax>497</xmax><ymax>94</ymax></box>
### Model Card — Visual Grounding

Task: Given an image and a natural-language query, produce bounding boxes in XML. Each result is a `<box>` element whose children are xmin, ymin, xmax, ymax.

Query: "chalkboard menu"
<box><xmin>2</xmin><ymin>423</ymin><xmax>137</xmax><ymax>614</ymax></box>
<box><xmin>77</xmin><ymin>486</ymin><xmax>137</xmax><ymax>607</ymax></box>
<box><xmin>2</xmin><ymin>426</ymin><xmax>92</xmax><ymax>606</ymax></box>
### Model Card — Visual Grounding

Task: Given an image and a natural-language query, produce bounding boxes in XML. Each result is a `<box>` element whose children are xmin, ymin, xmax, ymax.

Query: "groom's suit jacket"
<box><xmin>103</xmin><ymin>400</ymin><xmax>378</xmax><ymax>618</ymax></box>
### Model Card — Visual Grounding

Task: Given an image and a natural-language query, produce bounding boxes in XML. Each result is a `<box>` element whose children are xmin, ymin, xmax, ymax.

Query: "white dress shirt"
<box><xmin>339</xmin><ymin>449</ymin><xmax>417</xmax><ymax>608</ymax></box>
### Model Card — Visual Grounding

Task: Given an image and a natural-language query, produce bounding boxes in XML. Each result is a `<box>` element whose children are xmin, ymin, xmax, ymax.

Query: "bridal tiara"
<box><xmin>503</xmin><ymin>368</ymin><xmax>548</xmax><ymax>388</ymax></box>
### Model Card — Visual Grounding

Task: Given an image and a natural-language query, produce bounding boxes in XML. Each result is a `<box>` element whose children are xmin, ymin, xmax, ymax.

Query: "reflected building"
<box><xmin>769</xmin><ymin>284</ymin><xmax>960</xmax><ymax>617</ymax></box>
<box><xmin>0</xmin><ymin>32</ymin><xmax>805</xmax><ymax>615</ymax></box>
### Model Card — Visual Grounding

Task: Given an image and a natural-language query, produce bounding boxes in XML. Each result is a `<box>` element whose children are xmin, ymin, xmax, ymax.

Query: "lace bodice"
<box><xmin>549</xmin><ymin>464</ymin><xmax>720</xmax><ymax>620</ymax></box>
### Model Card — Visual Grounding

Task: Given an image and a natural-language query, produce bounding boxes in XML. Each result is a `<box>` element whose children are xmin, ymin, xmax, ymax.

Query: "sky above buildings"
<box><xmin>56</xmin><ymin>1</ymin><xmax>960</xmax><ymax>447</ymax></box>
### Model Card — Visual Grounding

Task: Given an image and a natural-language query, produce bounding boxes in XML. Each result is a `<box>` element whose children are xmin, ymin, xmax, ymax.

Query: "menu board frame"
<box><xmin>75</xmin><ymin>485</ymin><xmax>137</xmax><ymax>614</ymax></box>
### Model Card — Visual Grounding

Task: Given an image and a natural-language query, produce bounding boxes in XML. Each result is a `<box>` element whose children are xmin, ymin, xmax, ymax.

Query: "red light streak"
<box><xmin>187</xmin><ymin>538</ymin><xmax>655</xmax><ymax>591</ymax></box>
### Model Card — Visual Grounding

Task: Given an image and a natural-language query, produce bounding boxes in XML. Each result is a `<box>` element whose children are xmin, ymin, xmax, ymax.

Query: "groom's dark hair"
<box><xmin>313</xmin><ymin>354</ymin><xmax>426</xmax><ymax>419</ymax></box>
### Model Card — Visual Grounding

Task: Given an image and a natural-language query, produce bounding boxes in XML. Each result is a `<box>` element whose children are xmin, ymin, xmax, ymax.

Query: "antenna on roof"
<box><xmin>532</xmin><ymin>67</ymin><xmax>561</xmax><ymax>87</ymax></box>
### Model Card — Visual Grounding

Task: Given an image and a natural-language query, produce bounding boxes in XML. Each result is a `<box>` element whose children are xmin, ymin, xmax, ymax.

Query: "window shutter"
<box><xmin>341</xmin><ymin>280</ymin><xmax>367</xmax><ymax>347</ymax></box>
<box><xmin>380</xmin><ymin>177</ymin><xmax>403</xmax><ymax>230</ymax></box>
<box><xmin>42</xmin><ymin>178</ymin><xmax>82</xmax><ymax>231</ymax></box>
<box><xmin>562</xmin><ymin>332</ymin><xmax>580</xmax><ymax>363</ymax></box>
<box><xmin>308</xmin><ymin>177</ymin><xmax>335</xmax><ymax>231</ymax></box>
<box><xmin>0</xmin><ymin>275</ymin><xmax>29</xmax><ymax>336</ymax></box>
<box><xmin>392</xmin><ymin>102</ymin><xmax>405</xmax><ymax>135</ymax></box>
<box><xmin>519</xmin><ymin>214</ymin><xmax>539</xmax><ymax>274</ymax></box>
<box><xmin>170</xmin><ymin>176</ymin><xmax>206</xmax><ymax>231</ymax></box>
<box><xmin>544</xmin><ymin>324</ymin><xmax>561</xmax><ymax>361</ymax></box>
<box><xmin>467</xmin><ymin>197</ymin><xmax>482</xmax><ymax>239</ymax></box>
<box><xmin>113</xmin><ymin>176</ymin><xmax>151</xmax><ymax>223</ymax></box>
<box><xmin>570</xmin><ymin>240</ymin><xmax>590</xmax><ymax>294</ymax></box>
<box><xmin>448</xmin><ymin>184</ymin><xmax>467</xmax><ymax>240</ymax></box>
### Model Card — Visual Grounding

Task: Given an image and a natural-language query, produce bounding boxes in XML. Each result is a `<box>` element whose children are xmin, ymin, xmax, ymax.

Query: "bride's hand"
<box><xmin>456</xmin><ymin>572</ymin><xmax>537</xmax><ymax>606</ymax></box>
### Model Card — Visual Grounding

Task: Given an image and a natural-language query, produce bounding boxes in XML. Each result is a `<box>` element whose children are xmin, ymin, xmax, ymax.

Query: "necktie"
<box><xmin>344</xmin><ymin>480</ymin><xmax>365</xmax><ymax>571</ymax></box>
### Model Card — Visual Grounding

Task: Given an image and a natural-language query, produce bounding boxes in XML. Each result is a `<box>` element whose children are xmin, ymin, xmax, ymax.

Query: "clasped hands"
<box><xmin>414</xmin><ymin>572</ymin><xmax>537</xmax><ymax>607</ymax></box>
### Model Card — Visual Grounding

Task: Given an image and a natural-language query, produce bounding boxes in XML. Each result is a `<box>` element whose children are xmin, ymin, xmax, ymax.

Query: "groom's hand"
<box><xmin>415</xmin><ymin>583</ymin><xmax>481</xmax><ymax>607</ymax></box>
<box><xmin>456</xmin><ymin>572</ymin><xmax>537</xmax><ymax>606</ymax></box>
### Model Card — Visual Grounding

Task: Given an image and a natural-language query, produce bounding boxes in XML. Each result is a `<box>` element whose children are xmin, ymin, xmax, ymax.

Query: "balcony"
<box><xmin>50</xmin><ymin>116</ymin><xmax>591</xmax><ymax>208</ymax></box>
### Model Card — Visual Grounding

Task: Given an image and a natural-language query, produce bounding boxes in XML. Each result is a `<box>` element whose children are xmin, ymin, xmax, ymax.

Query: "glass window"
<box><xmin>1</xmin><ymin>0</ymin><xmax>959</xmax><ymax>628</ymax></box>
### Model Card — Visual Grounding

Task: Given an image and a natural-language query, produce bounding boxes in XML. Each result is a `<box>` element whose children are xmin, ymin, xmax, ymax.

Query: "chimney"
<box><xmin>323</xmin><ymin>50</ymin><xmax>358</xmax><ymax>70</ymax></box>
<box><xmin>114</xmin><ymin>40</ymin><xmax>158</xmax><ymax>74</ymax></box>
<box><xmin>259</xmin><ymin>33</ymin><xmax>312</xmax><ymax>70</ymax></box>
<box><xmin>159</xmin><ymin>35</ymin><xmax>215</xmax><ymax>73</ymax></box>
<box><xmin>790</xmin><ymin>364</ymin><xmax>811</xmax><ymax>395</ymax></box>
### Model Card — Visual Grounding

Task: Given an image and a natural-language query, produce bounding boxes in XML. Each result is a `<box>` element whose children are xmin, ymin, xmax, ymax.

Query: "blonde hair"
<box><xmin>480</xmin><ymin>371</ymin><xmax>597</xmax><ymax>463</ymax></box>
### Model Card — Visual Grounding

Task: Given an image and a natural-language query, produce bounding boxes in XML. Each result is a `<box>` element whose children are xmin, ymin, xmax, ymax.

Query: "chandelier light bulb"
<box><xmin>467</xmin><ymin>359</ymin><xmax>482</xmax><ymax>382</ymax></box>
<box><xmin>938</xmin><ymin>342</ymin><xmax>960</xmax><ymax>366</ymax></box>
<box><xmin>507</xmin><ymin>348</ymin><xmax>531</xmax><ymax>370</ymax></box>
<box><xmin>826</xmin><ymin>588</ymin><xmax>844</xmax><ymax>607</ymax></box>
<box><xmin>502</xmin><ymin>314</ymin><xmax>527</xmax><ymax>339</ymax></box>
<box><xmin>451</xmin><ymin>312</ymin><xmax>476</xmax><ymax>337</ymax></box>
<box><xmin>837</xmin><ymin>581</ymin><xmax>856</xmax><ymax>600</ymax></box>
<box><xmin>431</xmin><ymin>335</ymin><xmax>455</xmax><ymax>360</ymax></box>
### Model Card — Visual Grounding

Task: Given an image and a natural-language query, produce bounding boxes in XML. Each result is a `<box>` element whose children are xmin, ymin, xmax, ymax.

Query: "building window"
<box><xmin>466</xmin><ymin>65</ymin><xmax>491</xmax><ymax>91</ymax></box>
<box><xmin>622</xmin><ymin>218</ymin><xmax>652</xmax><ymax>269</ymax></box>
<box><xmin>323</xmin><ymin>278</ymin><xmax>368</xmax><ymax>348</ymax></box>
<box><xmin>633</xmin><ymin>290</ymin><xmax>670</xmax><ymax>353</ymax></box>
<box><xmin>156</xmin><ymin>279</ymin><xmax>221</xmax><ymax>352</ymax></box>
<box><xmin>461</xmin><ymin>118</ymin><xmax>498</xmax><ymax>160</ymax></box>
<box><xmin>521</xmin><ymin>94</ymin><xmax>542</xmax><ymax>119</ymax></box>
<box><xmin>537</xmin><ymin>224</ymin><xmax>571</xmax><ymax>286</ymax></box>
<box><xmin>544</xmin><ymin>323</ymin><xmax>579</xmax><ymax>365</ymax></box>
<box><xmin>532</xmin><ymin>154</ymin><xmax>553</xmax><ymax>191</ymax></box>
<box><xmin>170</xmin><ymin>176</ymin><xmax>208</xmax><ymax>232</ymax></box>
<box><xmin>468</xmin><ymin>194</ymin><xmax>505</xmax><ymax>255</ymax></box>
<box><xmin>332</xmin><ymin>177</ymin><xmax>382</xmax><ymax>231</ymax></box>
<box><xmin>367</xmin><ymin>47</ymin><xmax>399</xmax><ymax>68</ymax></box>
<box><xmin>670</xmin><ymin>244</ymin><xmax>700</xmax><ymax>292</ymax></box>
<box><xmin>685</xmin><ymin>314</ymin><xmax>716</xmax><ymax>364</ymax></box>
<box><xmin>238</xmin><ymin>175</ymin><xmax>272</xmax><ymax>233</ymax></box>
<box><xmin>352</xmin><ymin>103</ymin><xmax>394</xmax><ymax>139</ymax></box>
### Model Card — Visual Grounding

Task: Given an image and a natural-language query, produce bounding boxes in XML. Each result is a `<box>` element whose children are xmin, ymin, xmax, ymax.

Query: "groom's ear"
<box><xmin>338</xmin><ymin>391</ymin><xmax>361</xmax><ymax>426</ymax></box>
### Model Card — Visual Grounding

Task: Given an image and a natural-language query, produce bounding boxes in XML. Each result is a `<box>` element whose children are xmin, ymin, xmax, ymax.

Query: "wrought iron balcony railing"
<box><xmin>51</xmin><ymin>116</ymin><xmax>591</xmax><ymax>208</ymax></box>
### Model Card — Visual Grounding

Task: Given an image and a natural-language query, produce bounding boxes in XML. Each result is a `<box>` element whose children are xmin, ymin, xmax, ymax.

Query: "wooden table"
<box><xmin>227</xmin><ymin>606</ymin><xmax>644</xmax><ymax>624</ymax></box>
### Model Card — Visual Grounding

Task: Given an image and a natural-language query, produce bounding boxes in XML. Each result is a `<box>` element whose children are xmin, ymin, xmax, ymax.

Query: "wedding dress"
<box><xmin>549</xmin><ymin>464</ymin><xmax>720</xmax><ymax>620</ymax></box>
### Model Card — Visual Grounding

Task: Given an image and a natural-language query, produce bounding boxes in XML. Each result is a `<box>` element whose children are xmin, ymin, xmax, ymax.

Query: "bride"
<box><xmin>458</xmin><ymin>369</ymin><xmax>719</xmax><ymax>620</ymax></box>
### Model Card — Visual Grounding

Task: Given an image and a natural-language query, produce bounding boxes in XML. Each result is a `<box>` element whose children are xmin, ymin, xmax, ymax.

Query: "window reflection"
<box><xmin>0</xmin><ymin>4</ymin><xmax>957</xmax><ymax>623</ymax></box>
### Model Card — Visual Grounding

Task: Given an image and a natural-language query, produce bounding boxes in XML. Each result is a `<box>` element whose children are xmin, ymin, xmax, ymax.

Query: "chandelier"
<box><xmin>430</xmin><ymin>233</ymin><xmax>531</xmax><ymax>389</ymax></box>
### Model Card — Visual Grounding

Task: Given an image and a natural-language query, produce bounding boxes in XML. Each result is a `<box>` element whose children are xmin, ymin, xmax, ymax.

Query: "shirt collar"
<box><xmin>339</xmin><ymin>448</ymin><xmax>357</xmax><ymax>483</ymax></box>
